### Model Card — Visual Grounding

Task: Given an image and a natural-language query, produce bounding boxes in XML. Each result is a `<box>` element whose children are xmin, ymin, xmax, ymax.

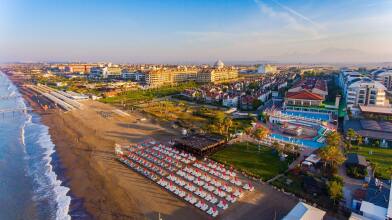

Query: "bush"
<box><xmin>346</xmin><ymin>166</ymin><xmax>367</xmax><ymax>179</ymax></box>
<box><xmin>330</xmin><ymin>175</ymin><xmax>343</xmax><ymax>184</ymax></box>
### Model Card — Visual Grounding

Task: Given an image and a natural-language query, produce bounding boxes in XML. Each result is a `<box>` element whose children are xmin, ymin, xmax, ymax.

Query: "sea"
<box><xmin>0</xmin><ymin>71</ymin><xmax>72</xmax><ymax>220</ymax></box>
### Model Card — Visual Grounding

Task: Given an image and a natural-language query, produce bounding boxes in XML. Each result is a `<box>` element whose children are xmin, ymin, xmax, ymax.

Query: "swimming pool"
<box><xmin>282</xmin><ymin>110</ymin><xmax>330</xmax><ymax>121</ymax></box>
<box><xmin>270</xmin><ymin>133</ymin><xmax>325</xmax><ymax>149</ymax></box>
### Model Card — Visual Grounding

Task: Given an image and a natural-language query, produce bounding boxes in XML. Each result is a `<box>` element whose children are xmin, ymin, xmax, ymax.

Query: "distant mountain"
<box><xmin>275</xmin><ymin>47</ymin><xmax>392</xmax><ymax>64</ymax></box>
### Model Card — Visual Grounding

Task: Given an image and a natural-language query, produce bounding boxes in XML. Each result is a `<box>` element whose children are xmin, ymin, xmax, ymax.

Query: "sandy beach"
<box><xmin>10</xmin><ymin>74</ymin><xmax>298</xmax><ymax>220</ymax></box>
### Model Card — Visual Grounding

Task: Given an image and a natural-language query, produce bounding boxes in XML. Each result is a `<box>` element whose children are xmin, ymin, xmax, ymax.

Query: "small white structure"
<box><xmin>360</xmin><ymin>201</ymin><xmax>388</xmax><ymax>220</ymax></box>
<box><xmin>283</xmin><ymin>202</ymin><xmax>326</xmax><ymax>220</ymax></box>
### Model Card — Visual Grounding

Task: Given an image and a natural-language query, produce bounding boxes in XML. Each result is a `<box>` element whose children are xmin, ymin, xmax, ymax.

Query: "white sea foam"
<box><xmin>2</xmin><ymin>70</ymin><xmax>72</xmax><ymax>220</ymax></box>
<box><xmin>35</xmin><ymin>126</ymin><xmax>71</xmax><ymax>220</ymax></box>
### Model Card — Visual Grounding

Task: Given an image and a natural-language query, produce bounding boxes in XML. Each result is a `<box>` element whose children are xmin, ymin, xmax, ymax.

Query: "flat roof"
<box><xmin>305</xmin><ymin>154</ymin><xmax>321</xmax><ymax>164</ymax></box>
<box><xmin>175</xmin><ymin>134</ymin><xmax>224</xmax><ymax>151</ymax></box>
<box><xmin>344</xmin><ymin>120</ymin><xmax>392</xmax><ymax>141</ymax></box>
<box><xmin>283</xmin><ymin>202</ymin><xmax>326</xmax><ymax>220</ymax></box>
<box><xmin>359</xmin><ymin>105</ymin><xmax>392</xmax><ymax>115</ymax></box>
<box><xmin>360</xmin><ymin>201</ymin><xmax>387</xmax><ymax>219</ymax></box>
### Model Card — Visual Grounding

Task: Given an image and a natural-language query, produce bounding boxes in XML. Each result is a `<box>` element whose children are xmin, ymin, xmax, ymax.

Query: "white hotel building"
<box><xmin>339</xmin><ymin>70</ymin><xmax>387</xmax><ymax>115</ymax></box>
<box><xmin>371</xmin><ymin>68</ymin><xmax>392</xmax><ymax>92</ymax></box>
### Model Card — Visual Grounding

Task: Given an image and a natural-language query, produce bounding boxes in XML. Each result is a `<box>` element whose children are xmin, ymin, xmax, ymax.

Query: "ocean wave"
<box><xmin>4</xmin><ymin>69</ymin><xmax>72</xmax><ymax>220</ymax></box>
<box><xmin>36</xmin><ymin>125</ymin><xmax>71</xmax><ymax>220</ymax></box>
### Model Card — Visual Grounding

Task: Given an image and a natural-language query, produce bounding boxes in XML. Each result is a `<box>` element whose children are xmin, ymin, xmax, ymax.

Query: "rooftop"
<box><xmin>346</xmin><ymin>153</ymin><xmax>368</xmax><ymax>167</ymax></box>
<box><xmin>283</xmin><ymin>202</ymin><xmax>326</xmax><ymax>220</ymax></box>
<box><xmin>286</xmin><ymin>90</ymin><xmax>324</xmax><ymax>100</ymax></box>
<box><xmin>344</xmin><ymin>120</ymin><xmax>392</xmax><ymax>141</ymax></box>
<box><xmin>359</xmin><ymin>105</ymin><xmax>392</xmax><ymax>115</ymax></box>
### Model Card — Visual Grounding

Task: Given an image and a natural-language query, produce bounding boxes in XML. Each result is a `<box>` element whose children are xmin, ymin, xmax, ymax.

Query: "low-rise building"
<box><xmin>288</xmin><ymin>78</ymin><xmax>328</xmax><ymax>99</ymax></box>
<box><xmin>350</xmin><ymin>179</ymin><xmax>392</xmax><ymax>220</ymax></box>
<box><xmin>284</xmin><ymin>90</ymin><xmax>324</xmax><ymax>106</ymax></box>
<box><xmin>344</xmin><ymin>119</ymin><xmax>392</xmax><ymax>147</ymax></box>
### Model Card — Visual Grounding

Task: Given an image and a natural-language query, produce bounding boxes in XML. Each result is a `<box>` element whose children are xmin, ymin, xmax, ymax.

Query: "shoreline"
<box><xmin>7</xmin><ymin>74</ymin><xmax>89</xmax><ymax>219</ymax></box>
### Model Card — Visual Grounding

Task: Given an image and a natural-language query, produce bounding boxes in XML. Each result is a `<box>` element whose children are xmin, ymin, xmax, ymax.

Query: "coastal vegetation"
<box><xmin>210</xmin><ymin>142</ymin><xmax>292</xmax><ymax>181</ymax></box>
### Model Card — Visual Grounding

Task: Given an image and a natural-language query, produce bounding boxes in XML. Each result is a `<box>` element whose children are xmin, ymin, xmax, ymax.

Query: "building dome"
<box><xmin>214</xmin><ymin>59</ymin><xmax>225</xmax><ymax>69</ymax></box>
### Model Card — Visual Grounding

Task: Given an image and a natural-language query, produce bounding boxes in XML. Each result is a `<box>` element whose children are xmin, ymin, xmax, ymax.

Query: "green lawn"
<box><xmin>210</xmin><ymin>142</ymin><xmax>292</xmax><ymax>181</ymax></box>
<box><xmin>349</xmin><ymin>145</ymin><xmax>392</xmax><ymax>179</ymax></box>
<box><xmin>100</xmin><ymin>81</ymin><xmax>199</xmax><ymax>104</ymax></box>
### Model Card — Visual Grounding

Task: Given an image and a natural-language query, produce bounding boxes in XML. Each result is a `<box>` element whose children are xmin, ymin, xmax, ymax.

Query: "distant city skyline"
<box><xmin>1</xmin><ymin>0</ymin><xmax>392</xmax><ymax>63</ymax></box>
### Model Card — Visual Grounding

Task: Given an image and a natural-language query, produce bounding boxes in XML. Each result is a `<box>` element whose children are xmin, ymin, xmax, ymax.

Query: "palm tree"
<box><xmin>319</xmin><ymin>145</ymin><xmax>346</xmax><ymax>171</ymax></box>
<box><xmin>223</xmin><ymin>117</ymin><xmax>233</xmax><ymax>140</ymax></box>
<box><xmin>357</xmin><ymin>135</ymin><xmax>363</xmax><ymax>145</ymax></box>
<box><xmin>326</xmin><ymin>131</ymin><xmax>341</xmax><ymax>148</ymax></box>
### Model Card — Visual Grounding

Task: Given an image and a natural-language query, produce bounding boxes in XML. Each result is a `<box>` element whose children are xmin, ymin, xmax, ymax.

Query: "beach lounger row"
<box><xmin>116</xmin><ymin>141</ymin><xmax>256</xmax><ymax>218</ymax></box>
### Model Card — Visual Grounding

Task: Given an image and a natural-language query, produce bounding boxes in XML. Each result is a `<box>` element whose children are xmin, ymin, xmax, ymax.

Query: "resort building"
<box><xmin>288</xmin><ymin>78</ymin><xmax>328</xmax><ymax>98</ymax></box>
<box><xmin>90</xmin><ymin>66</ymin><xmax>122</xmax><ymax>79</ymax></box>
<box><xmin>345</xmin><ymin>78</ymin><xmax>387</xmax><ymax>113</ymax></box>
<box><xmin>196</xmin><ymin>68</ymin><xmax>238</xmax><ymax>83</ymax></box>
<box><xmin>144</xmin><ymin>70</ymin><xmax>173</xmax><ymax>87</ymax></box>
<box><xmin>371</xmin><ymin>68</ymin><xmax>392</xmax><ymax>92</ymax></box>
<box><xmin>284</xmin><ymin>90</ymin><xmax>324</xmax><ymax>107</ymax></box>
<box><xmin>339</xmin><ymin>70</ymin><xmax>364</xmax><ymax>93</ymax></box>
<box><xmin>142</xmin><ymin>60</ymin><xmax>238</xmax><ymax>86</ymax></box>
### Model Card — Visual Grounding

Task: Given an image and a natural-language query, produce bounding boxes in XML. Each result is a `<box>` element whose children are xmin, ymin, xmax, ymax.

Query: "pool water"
<box><xmin>270</xmin><ymin>133</ymin><xmax>325</xmax><ymax>149</ymax></box>
<box><xmin>282</xmin><ymin>110</ymin><xmax>330</xmax><ymax>121</ymax></box>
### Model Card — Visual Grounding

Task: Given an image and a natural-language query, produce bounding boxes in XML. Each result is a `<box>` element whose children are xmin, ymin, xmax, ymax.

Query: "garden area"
<box><xmin>348</xmin><ymin>144</ymin><xmax>392</xmax><ymax>179</ymax></box>
<box><xmin>210</xmin><ymin>142</ymin><xmax>293</xmax><ymax>181</ymax></box>
<box><xmin>270</xmin><ymin>171</ymin><xmax>337</xmax><ymax>210</ymax></box>
<box><xmin>100</xmin><ymin>81</ymin><xmax>199</xmax><ymax>105</ymax></box>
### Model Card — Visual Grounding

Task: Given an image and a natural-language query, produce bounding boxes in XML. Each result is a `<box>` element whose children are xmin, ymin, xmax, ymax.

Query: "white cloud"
<box><xmin>254</xmin><ymin>0</ymin><xmax>323</xmax><ymax>40</ymax></box>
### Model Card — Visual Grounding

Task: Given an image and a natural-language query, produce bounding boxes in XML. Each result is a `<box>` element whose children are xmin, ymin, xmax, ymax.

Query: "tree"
<box><xmin>284</xmin><ymin>143</ymin><xmax>293</xmax><ymax>152</ymax></box>
<box><xmin>244</xmin><ymin>127</ymin><xmax>253</xmax><ymax>136</ymax></box>
<box><xmin>223</xmin><ymin>117</ymin><xmax>233</xmax><ymax>139</ymax></box>
<box><xmin>253</xmin><ymin>127</ymin><xmax>270</xmax><ymax>140</ymax></box>
<box><xmin>326</xmin><ymin>131</ymin><xmax>341</xmax><ymax>148</ymax></box>
<box><xmin>328</xmin><ymin>181</ymin><xmax>343</xmax><ymax>205</ymax></box>
<box><xmin>387</xmin><ymin>166</ymin><xmax>392</xmax><ymax>179</ymax></box>
<box><xmin>357</xmin><ymin>135</ymin><xmax>363</xmax><ymax>145</ymax></box>
<box><xmin>319</xmin><ymin>145</ymin><xmax>345</xmax><ymax>170</ymax></box>
<box><xmin>346</xmin><ymin>128</ymin><xmax>356</xmax><ymax>144</ymax></box>
<box><xmin>272</xmin><ymin>141</ymin><xmax>280</xmax><ymax>151</ymax></box>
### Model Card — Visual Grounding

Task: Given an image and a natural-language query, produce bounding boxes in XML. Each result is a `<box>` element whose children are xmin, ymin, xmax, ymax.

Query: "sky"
<box><xmin>0</xmin><ymin>0</ymin><xmax>392</xmax><ymax>64</ymax></box>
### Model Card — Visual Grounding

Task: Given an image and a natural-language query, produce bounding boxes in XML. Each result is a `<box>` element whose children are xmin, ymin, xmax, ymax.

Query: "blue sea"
<box><xmin>0</xmin><ymin>72</ymin><xmax>71</xmax><ymax>220</ymax></box>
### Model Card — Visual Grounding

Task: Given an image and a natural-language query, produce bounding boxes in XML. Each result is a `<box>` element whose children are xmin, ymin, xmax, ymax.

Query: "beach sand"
<box><xmin>13</xmin><ymin>77</ymin><xmax>298</xmax><ymax>219</ymax></box>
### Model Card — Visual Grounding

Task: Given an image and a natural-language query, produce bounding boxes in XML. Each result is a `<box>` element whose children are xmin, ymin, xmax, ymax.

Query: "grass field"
<box><xmin>349</xmin><ymin>145</ymin><xmax>392</xmax><ymax>179</ymax></box>
<box><xmin>100</xmin><ymin>82</ymin><xmax>199</xmax><ymax>104</ymax></box>
<box><xmin>210</xmin><ymin>142</ymin><xmax>292</xmax><ymax>181</ymax></box>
